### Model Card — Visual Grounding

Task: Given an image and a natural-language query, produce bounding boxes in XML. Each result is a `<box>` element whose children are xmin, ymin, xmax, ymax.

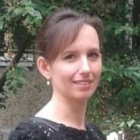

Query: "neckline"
<box><xmin>31</xmin><ymin>116</ymin><xmax>88</xmax><ymax>132</ymax></box>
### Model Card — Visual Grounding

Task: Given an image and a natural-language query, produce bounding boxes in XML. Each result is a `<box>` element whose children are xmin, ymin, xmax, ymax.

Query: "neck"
<box><xmin>36</xmin><ymin>95</ymin><xmax>88</xmax><ymax>130</ymax></box>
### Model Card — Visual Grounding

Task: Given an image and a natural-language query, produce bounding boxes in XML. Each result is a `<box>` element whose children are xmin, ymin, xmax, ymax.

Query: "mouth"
<box><xmin>72</xmin><ymin>80</ymin><xmax>93</xmax><ymax>91</ymax></box>
<box><xmin>73</xmin><ymin>80</ymin><xmax>93</xmax><ymax>85</ymax></box>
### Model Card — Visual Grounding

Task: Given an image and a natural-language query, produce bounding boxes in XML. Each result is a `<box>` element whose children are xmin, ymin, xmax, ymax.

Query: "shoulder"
<box><xmin>87</xmin><ymin>123</ymin><xmax>106</xmax><ymax>140</ymax></box>
<box><xmin>8</xmin><ymin>117</ymin><xmax>51</xmax><ymax>140</ymax></box>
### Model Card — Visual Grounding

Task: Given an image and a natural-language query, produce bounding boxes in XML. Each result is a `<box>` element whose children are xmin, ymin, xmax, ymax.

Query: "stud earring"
<box><xmin>46</xmin><ymin>80</ymin><xmax>50</xmax><ymax>86</ymax></box>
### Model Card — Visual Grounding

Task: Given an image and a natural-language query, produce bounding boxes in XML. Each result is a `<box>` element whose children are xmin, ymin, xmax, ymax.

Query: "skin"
<box><xmin>36</xmin><ymin>24</ymin><xmax>102</xmax><ymax>129</ymax></box>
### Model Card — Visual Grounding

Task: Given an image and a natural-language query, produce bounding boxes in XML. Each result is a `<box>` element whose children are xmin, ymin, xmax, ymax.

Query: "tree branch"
<box><xmin>0</xmin><ymin>39</ymin><xmax>31</xmax><ymax>92</ymax></box>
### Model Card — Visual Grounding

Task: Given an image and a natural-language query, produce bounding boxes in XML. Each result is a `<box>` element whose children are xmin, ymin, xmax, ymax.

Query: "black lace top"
<box><xmin>8</xmin><ymin>117</ymin><xmax>106</xmax><ymax>140</ymax></box>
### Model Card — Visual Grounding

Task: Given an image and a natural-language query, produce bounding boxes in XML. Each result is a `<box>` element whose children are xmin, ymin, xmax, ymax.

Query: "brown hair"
<box><xmin>35</xmin><ymin>8</ymin><xmax>103</xmax><ymax>62</ymax></box>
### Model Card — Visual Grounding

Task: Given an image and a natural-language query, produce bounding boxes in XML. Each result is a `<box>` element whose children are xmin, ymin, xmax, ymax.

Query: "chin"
<box><xmin>74</xmin><ymin>90</ymin><xmax>94</xmax><ymax>101</ymax></box>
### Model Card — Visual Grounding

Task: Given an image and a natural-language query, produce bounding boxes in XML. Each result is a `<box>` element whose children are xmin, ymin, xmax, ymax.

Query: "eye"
<box><xmin>88</xmin><ymin>52</ymin><xmax>100</xmax><ymax>60</ymax></box>
<box><xmin>64</xmin><ymin>54</ymin><xmax>76</xmax><ymax>61</ymax></box>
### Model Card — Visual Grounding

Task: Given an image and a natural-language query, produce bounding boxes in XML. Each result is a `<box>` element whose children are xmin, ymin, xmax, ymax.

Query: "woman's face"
<box><xmin>44</xmin><ymin>24</ymin><xmax>102</xmax><ymax>101</ymax></box>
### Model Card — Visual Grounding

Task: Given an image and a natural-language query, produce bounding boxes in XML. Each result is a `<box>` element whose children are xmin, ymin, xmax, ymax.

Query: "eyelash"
<box><xmin>63</xmin><ymin>52</ymin><xmax>100</xmax><ymax>61</ymax></box>
<box><xmin>64</xmin><ymin>54</ymin><xmax>76</xmax><ymax>60</ymax></box>
<box><xmin>88</xmin><ymin>52</ymin><xmax>100</xmax><ymax>60</ymax></box>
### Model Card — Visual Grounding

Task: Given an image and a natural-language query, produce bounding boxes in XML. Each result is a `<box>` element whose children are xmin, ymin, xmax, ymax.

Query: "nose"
<box><xmin>79</xmin><ymin>56</ymin><xmax>90</xmax><ymax>73</ymax></box>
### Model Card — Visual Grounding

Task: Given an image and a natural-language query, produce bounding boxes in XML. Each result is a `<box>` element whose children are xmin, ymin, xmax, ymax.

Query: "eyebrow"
<box><xmin>88</xmin><ymin>48</ymin><xmax>101</xmax><ymax>52</ymax></box>
<box><xmin>62</xmin><ymin>47</ymin><xmax>101</xmax><ymax>56</ymax></box>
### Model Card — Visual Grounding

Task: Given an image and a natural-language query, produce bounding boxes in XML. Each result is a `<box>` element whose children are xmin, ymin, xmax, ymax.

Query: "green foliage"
<box><xmin>100</xmin><ymin>115</ymin><xmax>140</xmax><ymax>139</ymax></box>
<box><xmin>4</xmin><ymin>66</ymin><xmax>28</xmax><ymax>94</ymax></box>
<box><xmin>103</xmin><ymin>58</ymin><xmax>140</xmax><ymax>110</ymax></box>
<box><xmin>0</xmin><ymin>0</ymin><xmax>42</xmax><ymax>35</ymax></box>
<box><xmin>87</xmin><ymin>55</ymin><xmax>140</xmax><ymax>116</ymax></box>
<box><xmin>0</xmin><ymin>0</ymin><xmax>43</xmax><ymax>99</ymax></box>
<box><xmin>0</xmin><ymin>92</ymin><xmax>8</xmax><ymax>109</ymax></box>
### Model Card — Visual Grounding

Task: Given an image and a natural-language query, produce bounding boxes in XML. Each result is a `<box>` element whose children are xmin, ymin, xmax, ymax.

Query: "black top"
<box><xmin>8</xmin><ymin>116</ymin><xmax>106</xmax><ymax>140</ymax></box>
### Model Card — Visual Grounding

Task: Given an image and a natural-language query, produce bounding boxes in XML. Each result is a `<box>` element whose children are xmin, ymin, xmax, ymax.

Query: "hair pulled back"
<box><xmin>35</xmin><ymin>8</ymin><xmax>103</xmax><ymax>62</ymax></box>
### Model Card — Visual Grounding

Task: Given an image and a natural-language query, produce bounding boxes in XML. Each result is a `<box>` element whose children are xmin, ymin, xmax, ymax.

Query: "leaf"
<box><xmin>119</xmin><ymin>121</ymin><xmax>125</xmax><ymax>128</ymax></box>
<box><xmin>135</xmin><ymin>124</ymin><xmax>140</xmax><ymax>128</ymax></box>
<box><xmin>14</xmin><ymin>7</ymin><xmax>24</xmax><ymax>16</ymax></box>
<box><xmin>21</xmin><ymin>0</ymin><xmax>32</xmax><ymax>6</ymax></box>
<box><xmin>28</xmin><ymin>9</ymin><xmax>42</xmax><ymax>18</ymax></box>
<box><xmin>107</xmin><ymin>77</ymin><xmax>112</xmax><ymax>82</ymax></box>
<box><xmin>4</xmin><ymin>66</ymin><xmax>28</xmax><ymax>94</ymax></box>
<box><xmin>0</xmin><ymin>19</ymin><xmax>4</xmax><ymax>30</ymax></box>
<box><xmin>115</xmin><ymin>27</ymin><xmax>124</xmax><ymax>35</ymax></box>
<box><xmin>133</xmin><ymin>72</ymin><xmax>140</xmax><ymax>79</ymax></box>
<box><xmin>127</xmin><ymin>119</ymin><xmax>136</xmax><ymax>128</ymax></box>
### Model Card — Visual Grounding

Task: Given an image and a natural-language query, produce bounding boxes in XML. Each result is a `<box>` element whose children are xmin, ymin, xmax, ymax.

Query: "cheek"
<box><xmin>51</xmin><ymin>64</ymin><xmax>74</xmax><ymax>82</ymax></box>
<box><xmin>92</xmin><ymin>61</ymin><xmax>102</xmax><ymax>77</ymax></box>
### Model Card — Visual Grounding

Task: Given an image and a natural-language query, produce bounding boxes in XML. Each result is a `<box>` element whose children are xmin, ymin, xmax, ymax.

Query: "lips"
<box><xmin>73</xmin><ymin>80</ymin><xmax>93</xmax><ymax>85</ymax></box>
<box><xmin>72</xmin><ymin>80</ymin><xmax>93</xmax><ymax>91</ymax></box>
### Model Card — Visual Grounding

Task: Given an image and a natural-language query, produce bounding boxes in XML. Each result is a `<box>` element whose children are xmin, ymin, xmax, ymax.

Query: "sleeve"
<box><xmin>8</xmin><ymin>129</ymin><xmax>31</xmax><ymax>140</ymax></box>
<box><xmin>8</xmin><ymin>121</ymin><xmax>47</xmax><ymax>140</ymax></box>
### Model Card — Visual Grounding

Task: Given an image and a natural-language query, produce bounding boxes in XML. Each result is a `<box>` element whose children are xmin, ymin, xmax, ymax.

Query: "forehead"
<box><xmin>63</xmin><ymin>24</ymin><xmax>100</xmax><ymax>52</ymax></box>
<box><xmin>74</xmin><ymin>24</ymin><xmax>99</xmax><ymax>43</ymax></box>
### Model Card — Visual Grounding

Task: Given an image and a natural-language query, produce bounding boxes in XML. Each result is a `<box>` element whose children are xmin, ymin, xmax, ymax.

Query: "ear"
<box><xmin>36</xmin><ymin>56</ymin><xmax>51</xmax><ymax>79</ymax></box>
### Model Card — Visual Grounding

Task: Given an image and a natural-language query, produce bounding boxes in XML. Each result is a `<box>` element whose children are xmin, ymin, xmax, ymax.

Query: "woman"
<box><xmin>9</xmin><ymin>8</ymin><xmax>106</xmax><ymax>140</ymax></box>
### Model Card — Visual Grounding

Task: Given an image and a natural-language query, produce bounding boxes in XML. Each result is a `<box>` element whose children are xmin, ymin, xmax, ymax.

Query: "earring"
<box><xmin>46</xmin><ymin>80</ymin><xmax>50</xmax><ymax>86</ymax></box>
